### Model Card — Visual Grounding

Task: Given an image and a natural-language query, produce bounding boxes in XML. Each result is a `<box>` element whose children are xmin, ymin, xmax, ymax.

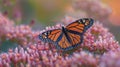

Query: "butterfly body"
<box><xmin>61</xmin><ymin>26</ymin><xmax>72</xmax><ymax>44</ymax></box>
<box><xmin>39</xmin><ymin>18</ymin><xmax>94</xmax><ymax>51</ymax></box>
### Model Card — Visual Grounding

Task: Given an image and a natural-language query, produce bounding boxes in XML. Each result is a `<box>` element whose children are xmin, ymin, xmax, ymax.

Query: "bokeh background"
<box><xmin>0</xmin><ymin>0</ymin><xmax>120</xmax><ymax>52</ymax></box>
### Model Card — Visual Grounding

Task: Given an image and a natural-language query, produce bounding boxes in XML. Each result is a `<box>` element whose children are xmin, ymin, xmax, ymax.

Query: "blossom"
<box><xmin>0</xmin><ymin>13</ymin><xmax>36</xmax><ymax>46</ymax></box>
<box><xmin>81</xmin><ymin>22</ymin><xmax>119</xmax><ymax>54</ymax></box>
<box><xmin>0</xmin><ymin>13</ymin><xmax>120</xmax><ymax>67</ymax></box>
<box><xmin>0</xmin><ymin>45</ymin><xmax>98</xmax><ymax>67</ymax></box>
<box><xmin>0</xmin><ymin>13</ymin><xmax>14</xmax><ymax>39</ymax></box>
<box><xmin>99</xmin><ymin>48</ymin><xmax>120</xmax><ymax>67</ymax></box>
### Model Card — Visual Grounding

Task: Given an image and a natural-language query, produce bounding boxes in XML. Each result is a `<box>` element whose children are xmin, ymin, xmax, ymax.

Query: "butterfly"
<box><xmin>39</xmin><ymin>18</ymin><xmax>94</xmax><ymax>51</ymax></box>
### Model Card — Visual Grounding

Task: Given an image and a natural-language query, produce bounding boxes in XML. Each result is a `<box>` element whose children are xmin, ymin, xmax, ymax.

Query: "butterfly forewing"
<box><xmin>66</xmin><ymin>18</ymin><xmax>93</xmax><ymax>34</ymax></box>
<box><xmin>47</xmin><ymin>29</ymin><xmax>62</xmax><ymax>42</ymax></box>
<box><xmin>66</xmin><ymin>21</ymin><xmax>85</xmax><ymax>34</ymax></box>
<box><xmin>39</xmin><ymin>29</ymin><xmax>62</xmax><ymax>43</ymax></box>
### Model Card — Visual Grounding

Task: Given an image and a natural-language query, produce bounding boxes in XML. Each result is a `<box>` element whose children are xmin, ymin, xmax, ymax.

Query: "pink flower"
<box><xmin>0</xmin><ymin>13</ymin><xmax>14</xmax><ymax>38</ymax></box>
<box><xmin>81</xmin><ymin>22</ymin><xmax>119</xmax><ymax>54</ymax></box>
<box><xmin>0</xmin><ymin>46</ymin><xmax>98</xmax><ymax>67</ymax></box>
<box><xmin>0</xmin><ymin>14</ymin><xmax>120</xmax><ymax>67</ymax></box>
<box><xmin>99</xmin><ymin>48</ymin><xmax>120</xmax><ymax>67</ymax></box>
<box><xmin>0</xmin><ymin>13</ymin><xmax>36</xmax><ymax>46</ymax></box>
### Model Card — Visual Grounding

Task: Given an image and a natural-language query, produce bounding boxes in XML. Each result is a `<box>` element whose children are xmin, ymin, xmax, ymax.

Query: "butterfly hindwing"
<box><xmin>56</xmin><ymin>31</ymin><xmax>83</xmax><ymax>51</ymax></box>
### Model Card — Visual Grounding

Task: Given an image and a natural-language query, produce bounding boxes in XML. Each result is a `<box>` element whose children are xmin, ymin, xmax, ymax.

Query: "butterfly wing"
<box><xmin>66</xmin><ymin>18</ymin><xmax>94</xmax><ymax>34</ymax></box>
<box><xmin>39</xmin><ymin>29</ymin><xmax>62</xmax><ymax>43</ymax></box>
<box><xmin>56</xmin><ymin>32</ymin><xmax>83</xmax><ymax>51</ymax></box>
<box><xmin>56</xmin><ymin>18</ymin><xmax>94</xmax><ymax>51</ymax></box>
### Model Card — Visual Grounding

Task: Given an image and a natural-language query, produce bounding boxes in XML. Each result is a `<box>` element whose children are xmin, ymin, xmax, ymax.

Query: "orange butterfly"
<box><xmin>39</xmin><ymin>18</ymin><xmax>94</xmax><ymax>51</ymax></box>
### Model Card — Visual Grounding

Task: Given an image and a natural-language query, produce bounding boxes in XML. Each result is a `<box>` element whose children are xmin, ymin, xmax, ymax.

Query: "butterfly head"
<box><xmin>78</xmin><ymin>18</ymin><xmax>94</xmax><ymax>29</ymax></box>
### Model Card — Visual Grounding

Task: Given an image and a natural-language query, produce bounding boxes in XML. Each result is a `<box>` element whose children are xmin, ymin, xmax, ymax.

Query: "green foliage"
<box><xmin>0</xmin><ymin>40</ymin><xmax>18</xmax><ymax>53</ymax></box>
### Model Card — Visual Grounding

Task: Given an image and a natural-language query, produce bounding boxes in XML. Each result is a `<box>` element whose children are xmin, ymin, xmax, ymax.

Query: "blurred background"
<box><xmin>0</xmin><ymin>0</ymin><xmax>120</xmax><ymax>51</ymax></box>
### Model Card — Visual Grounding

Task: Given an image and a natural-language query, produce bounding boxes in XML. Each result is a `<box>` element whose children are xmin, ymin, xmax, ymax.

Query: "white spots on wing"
<box><xmin>44</xmin><ymin>32</ymin><xmax>47</xmax><ymax>35</ymax></box>
<box><xmin>78</xmin><ymin>20</ymin><xmax>81</xmax><ymax>22</ymax></box>
<box><xmin>83</xmin><ymin>19</ymin><xmax>85</xmax><ymax>23</ymax></box>
<box><xmin>78</xmin><ymin>20</ymin><xmax>82</xmax><ymax>24</ymax></box>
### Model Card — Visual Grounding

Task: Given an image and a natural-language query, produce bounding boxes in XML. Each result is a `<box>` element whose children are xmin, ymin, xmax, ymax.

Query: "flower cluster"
<box><xmin>0</xmin><ymin>44</ymin><xmax>98</xmax><ymax>67</ymax></box>
<box><xmin>0</xmin><ymin>13</ymin><xmax>36</xmax><ymax>46</ymax></box>
<box><xmin>99</xmin><ymin>48</ymin><xmax>120</xmax><ymax>67</ymax></box>
<box><xmin>0</xmin><ymin>13</ymin><xmax>120</xmax><ymax>67</ymax></box>
<box><xmin>81</xmin><ymin>22</ymin><xmax>119</xmax><ymax>54</ymax></box>
<box><xmin>72</xmin><ymin>0</ymin><xmax>112</xmax><ymax>22</ymax></box>
<box><xmin>0</xmin><ymin>14</ymin><xmax>14</xmax><ymax>38</ymax></box>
